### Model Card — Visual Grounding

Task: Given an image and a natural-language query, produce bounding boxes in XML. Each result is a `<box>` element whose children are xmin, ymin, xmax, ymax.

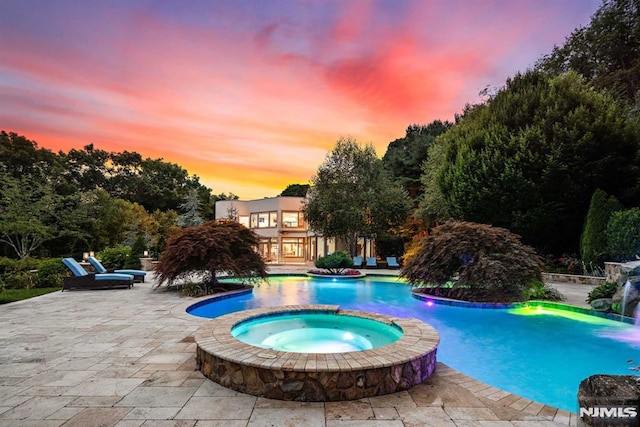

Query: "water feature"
<box><xmin>188</xmin><ymin>275</ymin><xmax>640</xmax><ymax>412</ymax></box>
<box><xmin>621</xmin><ymin>280</ymin><xmax>632</xmax><ymax>321</ymax></box>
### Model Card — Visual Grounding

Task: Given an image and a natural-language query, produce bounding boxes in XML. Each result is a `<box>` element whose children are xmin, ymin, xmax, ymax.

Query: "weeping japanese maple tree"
<box><xmin>401</xmin><ymin>221</ymin><xmax>543</xmax><ymax>303</ymax></box>
<box><xmin>155</xmin><ymin>219</ymin><xmax>267</xmax><ymax>293</ymax></box>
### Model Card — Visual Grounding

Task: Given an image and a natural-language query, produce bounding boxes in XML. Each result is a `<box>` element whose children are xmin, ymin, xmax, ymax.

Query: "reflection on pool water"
<box><xmin>231</xmin><ymin>312</ymin><xmax>403</xmax><ymax>353</ymax></box>
<box><xmin>187</xmin><ymin>275</ymin><xmax>639</xmax><ymax>412</ymax></box>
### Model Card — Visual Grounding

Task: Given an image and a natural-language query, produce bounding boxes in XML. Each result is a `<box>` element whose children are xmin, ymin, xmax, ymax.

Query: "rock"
<box><xmin>591</xmin><ymin>298</ymin><xmax>612</xmax><ymax>312</ymax></box>
<box><xmin>577</xmin><ymin>374</ymin><xmax>640</xmax><ymax>426</ymax></box>
<box><xmin>281</xmin><ymin>379</ymin><xmax>304</xmax><ymax>392</ymax></box>
<box><xmin>611</xmin><ymin>282</ymin><xmax>640</xmax><ymax>317</ymax></box>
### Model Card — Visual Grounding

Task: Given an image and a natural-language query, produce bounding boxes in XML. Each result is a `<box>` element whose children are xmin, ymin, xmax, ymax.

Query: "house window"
<box><xmin>282</xmin><ymin>211</ymin><xmax>304</xmax><ymax>228</ymax></box>
<box><xmin>250</xmin><ymin>213</ymin><xmax>258</xmax><ymax>228</ymax></box>
<box><xmin>258</xmin><ymin>212</ymin><xmax>269</xmax><ymax>228</ymax></box>
<box><xmin>281</xmin><ymin>237</ymin><xmax>305</xmax><ymax>257</ymax></box>
<box><xmin>270</xmin><ymin>211</ymin><xmax>278</xmax><ymax>227</ymax></box>
<box><xmin>239</xmin><ymin>216</ymin><xmax>249</xmax><ymax>228</ymax></box>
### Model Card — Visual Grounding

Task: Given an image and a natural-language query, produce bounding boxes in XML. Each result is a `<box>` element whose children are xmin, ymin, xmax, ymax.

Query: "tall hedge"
<box><xmin>580</xmin><ymin>189</ymin><xmax>623</xmax><ymax>265</ymax></box>
<box><xmin>606</xmin><ymin>208</ymin><xmax>640</xmax><ymax>262</ymax></box>
<box><xmin>423</xmin><ymin>71</ymin><xmax>640</xmax><ymax>255</ymax></box>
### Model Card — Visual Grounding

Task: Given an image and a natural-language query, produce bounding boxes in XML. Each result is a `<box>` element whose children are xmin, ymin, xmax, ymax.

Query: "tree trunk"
<box><xmin>207</xmin><ymin>268</ymin><xmax>217</xmax><ymax>294</ymax></box>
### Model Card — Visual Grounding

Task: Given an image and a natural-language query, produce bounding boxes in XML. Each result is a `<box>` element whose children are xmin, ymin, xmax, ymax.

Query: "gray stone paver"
<box><xmin>0</xmin><ymin>269</ymin><xmax>587</xmax><ymax>426</ymax></box>
<box><xmin>248</xmin><ymin>407</ymin><xmax>325</xmax><ymax>426</ymax></box>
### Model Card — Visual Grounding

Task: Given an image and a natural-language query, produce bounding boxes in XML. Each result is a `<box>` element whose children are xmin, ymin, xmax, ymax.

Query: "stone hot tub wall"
<box><xmin>194</xmin><ymin>305</ymin><xmax>440</xmax><ymax>401</ymax></box>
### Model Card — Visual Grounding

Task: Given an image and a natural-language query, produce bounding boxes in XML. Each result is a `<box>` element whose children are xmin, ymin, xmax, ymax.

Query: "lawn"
<box><xmin>0</xmin><ymin>288</ymin><xmax>61</xmax><ymax>304</ymax></box>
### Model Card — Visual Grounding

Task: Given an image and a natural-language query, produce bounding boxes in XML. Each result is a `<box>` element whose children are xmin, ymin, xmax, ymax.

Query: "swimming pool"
<box><xmin>187</xmin><ymin>275</ymin><xmax>639</xmax><ymax>412</ymax></box>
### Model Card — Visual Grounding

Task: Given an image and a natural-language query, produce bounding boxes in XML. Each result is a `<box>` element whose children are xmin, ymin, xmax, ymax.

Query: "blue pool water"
<box><xmin>231</xmin><ymin>312</ymin><xmax>403</xmax><ymax>353</ymax></box>
<box><xmin>187</xmin><ymin>276</ymin><xmax>640</xmax><ymax>412</ymax></box>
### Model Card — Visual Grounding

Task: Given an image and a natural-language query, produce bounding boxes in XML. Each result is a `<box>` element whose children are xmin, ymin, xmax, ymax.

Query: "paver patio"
<box><xmin>0</xmin><ymin>270</ymin><xmax>586</xmax><ymax>426</ymax></box>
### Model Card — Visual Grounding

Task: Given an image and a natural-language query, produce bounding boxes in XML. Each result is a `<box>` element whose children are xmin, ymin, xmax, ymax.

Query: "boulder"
<box><xmin>590</xmin><ymin>298</ymin><xmax>612</xmax><ymax>312</ymax></box>
<box><xmin>578</xmin><ymin>374</ymin><xmax>640</xmax><ymax>426</ymax></box>
<box><xmin>611</xmin><ymin>282</ymin><xmax>640</xmax><ymax>317</ymax></box>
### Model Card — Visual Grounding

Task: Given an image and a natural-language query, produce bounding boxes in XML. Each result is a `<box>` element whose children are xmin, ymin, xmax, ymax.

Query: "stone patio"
<box><xmin>0</xmin><ymin>271</ymin><xmax>586</xmax><ymax>426</ymax></box>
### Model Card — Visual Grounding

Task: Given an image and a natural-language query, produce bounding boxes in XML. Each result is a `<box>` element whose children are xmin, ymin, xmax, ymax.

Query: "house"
<box><xmin>215</xmin><ymin>196</ymin><xmax>376</xmax><ymax>264</ymax></box>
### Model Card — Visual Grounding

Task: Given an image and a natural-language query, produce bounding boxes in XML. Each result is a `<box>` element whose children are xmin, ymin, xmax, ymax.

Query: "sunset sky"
<box><xmin>1</xmin><ymin>0</ymin><xmax>601</xmax><ymax>199</ymax></box>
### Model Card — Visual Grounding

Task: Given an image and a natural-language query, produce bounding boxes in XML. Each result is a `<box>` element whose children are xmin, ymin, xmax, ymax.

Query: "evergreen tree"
<box><xmin>382</xmin><ymin>121</ymin><xmax>451</xmax><ymax>201</ymax></box>
<box><xmin>123</xmin><ymin>236</ymin><xmax>147</xmax><ymax>269</ymax></box>
<box><xmin>580</xmin><ymin>189</ymin><xmax>623</xmax><ymax>265</ymax></box>
<box><xmin>606</xmin><ymin>208</ymin><xmax>640</xmax><ymax>262</ymax></box>
<box><xmin>176</xmin><ymin>189</ymin><xmax>204</xmax><ymax>227</ymax></box>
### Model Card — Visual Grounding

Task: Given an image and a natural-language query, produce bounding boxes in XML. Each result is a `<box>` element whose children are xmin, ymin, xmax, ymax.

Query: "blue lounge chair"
<box><xmin>366</xmin><ymin>257</ymin><xmax>377</xmax><ymax>268</ymax></box>
<box><xmin>61</xmin><ymin>258</ymin><xmax>133</xmax><ymax>291</ymax></box>
<box><xmin>88</xmin><ymin>256</ymin><xmax>147</xmax><ymax>283</ymax></box>
<box><xmin>386</xmin><ymin>257</ymin><xmax>400</xmax><ymax>268</ymax></box>
<box><xmin>352</xmin><ymin>256</ymin><xmax>363</xmax><ymax>268</ymax></box>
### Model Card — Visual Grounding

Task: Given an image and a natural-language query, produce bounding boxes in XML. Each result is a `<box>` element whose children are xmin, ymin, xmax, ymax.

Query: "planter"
<box><xmin>306</xmin><ymin>271</ymin><xmax>366</xmax><ymax>279</ymax></box>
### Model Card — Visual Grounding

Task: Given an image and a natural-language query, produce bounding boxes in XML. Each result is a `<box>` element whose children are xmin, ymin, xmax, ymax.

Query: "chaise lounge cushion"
<box><xmin>87</xmin><ymin>256</ymin><xmax>146</xmax><ymax>283</ymax></box>
<box><xmin>386</xmin><ymin>257</ymin><xmax>400</xmax><ymax>268</ymax></box>
<box><xmin>95</xmin><ymin>273</ymin><xmax>135</xmax><ymax>281</ymax></box>
<box><xmin>62</xmin><ymin>257</ymin><xmax>89</xmax><ymax>276</ymax></box>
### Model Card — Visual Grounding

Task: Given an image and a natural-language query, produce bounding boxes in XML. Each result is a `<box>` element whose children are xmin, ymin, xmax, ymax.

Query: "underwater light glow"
<box><xmin>232</xmin><ymin>312</ymin><xmax>403</xmax><ymax>353</ymax></box>
<box><xmin>508</xmin><ymin>306</ymin><xmax>622</xmax><ymax>326</ymax></box>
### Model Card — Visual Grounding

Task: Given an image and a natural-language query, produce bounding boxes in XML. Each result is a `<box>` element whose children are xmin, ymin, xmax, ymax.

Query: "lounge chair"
<box><xmin>61</xmin><ymin>258</ymin><xmax>133</xmax><ymax>291</ymax></box>
<box><xmin>87</xmin><ymin>256</ymin><xmax>147</xmax><ymax>283</ymax></box>
<box><xmin>386</xmin><ymin>257</ymin><xmax>400</xmax><ymax>268</ymax></box>
<box><xmin>353</xmin><ymin>256</ymin><xmax>363</xmax><ymax>268</ymax></box>
<box><xmin>366</xmin><ymin>257</ymin><xmax>377</xmax><ymax>268</ymax></box>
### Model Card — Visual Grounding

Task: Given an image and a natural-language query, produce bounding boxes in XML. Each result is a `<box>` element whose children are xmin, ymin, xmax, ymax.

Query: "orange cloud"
<box><xmin>0</xmin><ymin>1</ymin><xmax>600</xmax><ymax>199</ymax></box>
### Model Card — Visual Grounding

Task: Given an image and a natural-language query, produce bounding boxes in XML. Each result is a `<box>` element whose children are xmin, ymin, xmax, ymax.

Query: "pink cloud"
<box><xmin>0</xmin><ymin>1</ymin><xmax>600</xmax><ymax>199</ymax></box>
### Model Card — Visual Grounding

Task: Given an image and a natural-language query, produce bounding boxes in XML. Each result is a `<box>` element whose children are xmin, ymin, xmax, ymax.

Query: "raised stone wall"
<box><xmin>197</xmin><ymin>346</ymin><xmax>437</xmax><ymax>401</ymax></box>
<box><xmin>542</xmin><ymin>272</ymin><xmax>605</xmax><ymax>286</ymax></box>
<box><xmin>195</xmin><ymin>305</ymin><xmax>439</xmax><ymax>401</ymax></box>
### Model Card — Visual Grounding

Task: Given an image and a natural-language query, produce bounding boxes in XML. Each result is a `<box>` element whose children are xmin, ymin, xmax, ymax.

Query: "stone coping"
<box><xmin>194</xmin><ymin>304</ymin><xmax>439</xmax><ymax>372</ymax></box>
<box><xmin>412</xmin><ymin>289</ymin><xmax>638</xmax><ymax>325</ymax></box>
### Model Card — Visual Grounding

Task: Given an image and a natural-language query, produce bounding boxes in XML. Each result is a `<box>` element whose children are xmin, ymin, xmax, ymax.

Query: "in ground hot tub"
<box><xmin>194</xmin><ymin>305</ymin><xmax>439</xmax><ymax>401</ymax></box>
<box><xmin>231</xmin><ymin>311</ymin><xmax>403</xmax><ymax>353</ymax></box>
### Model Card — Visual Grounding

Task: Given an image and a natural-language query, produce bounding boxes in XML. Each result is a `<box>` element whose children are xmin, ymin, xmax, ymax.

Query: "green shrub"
<box><xmin>401</xmin><ymin>221</ymin><xmax>542</xmax><ymax>303</ymax></box>
<box><xmin>523</xmin><ymin>280</ymin><xmax>565</xmax><ymax>301</ymax></box>
<box><xmin>123</xmin><ymin>237</ymin><xmax>146</xmax><ymax>269</ymax></box>
<box><xmin>586</xmin><ymin>281</ymin><xmax>618</xmax><ymax>303</ymax></box>
<box><xmin>606</xmin><ymin>208</ymin><xmax>640</xmax><ymax>262</ymax></box>
<box><xmin>580</xmin><ymin>189</ymin><xmax>623</xmax><ymax>265</ymax></box>
<box><xmin>0</xmin><ymin>257</ymin><xmax>39</xmax><ymax>274</ymax></box>
<box><xmin>98</xmin><ymin>246</ymin><xmax>131</xmax><ymax>269</ymax></box>
<box><xmin>3</xmin><ymin>270</ymin><xmax>36</xmax><ymax>289</ymax></box>
<box><xmin>314</xmin><ymin>251</ymin><xmax>354</xmax><ymax>274</ymax></box>
<box><xmin>36</xmin><ymin>258</ymin><xmax>66</xmax><ymax>288</ymax></box>
<box><xmin>180</xmin><ymin>281</ymin><xmax>204</xmax><ymax>297</ymax></box>
<box><xmin>0</xmin><ymin>257</ymin><xmax>41</xmax><ymax>290</ymax></box>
